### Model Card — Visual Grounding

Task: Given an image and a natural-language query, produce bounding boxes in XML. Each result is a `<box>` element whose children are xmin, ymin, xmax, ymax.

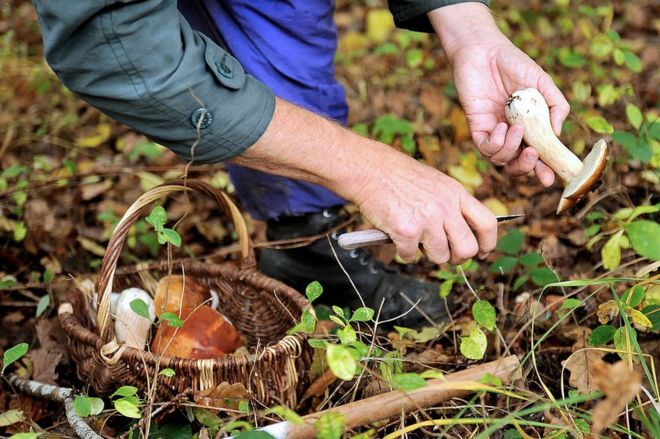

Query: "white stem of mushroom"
<box><xmin>114</xmin><ymin>288</ymin><xmax>155</xmax><ymax>350</ymax></box>
<box><xmin>505</xmin><ymin>88</ymin><xmax>583</xmax><ymax>183</ymax></box>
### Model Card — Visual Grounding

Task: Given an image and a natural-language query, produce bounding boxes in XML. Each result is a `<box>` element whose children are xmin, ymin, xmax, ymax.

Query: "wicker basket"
<box><xmin>58</xmin><ymin>180</ymin><xmax>313</xmax><ymax>407</ymax></box>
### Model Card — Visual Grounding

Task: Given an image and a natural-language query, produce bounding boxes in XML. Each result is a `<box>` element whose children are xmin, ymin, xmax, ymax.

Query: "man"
<box><xmin>32</xmin><ymin>0</ymin><xmax>568</xmax><ymax>326</ymax></box>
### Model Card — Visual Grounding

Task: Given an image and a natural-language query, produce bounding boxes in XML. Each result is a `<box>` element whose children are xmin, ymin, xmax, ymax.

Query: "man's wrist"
<box><xmin>427</xmin><ymin>2</ymin><xmax>503</xmax><ymax>62</ymax></box>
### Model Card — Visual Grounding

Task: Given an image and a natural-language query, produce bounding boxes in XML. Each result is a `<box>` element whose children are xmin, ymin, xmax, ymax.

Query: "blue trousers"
<box><xmin>180</xmin><ymin>0</ymin><xmax>347</xmax><ymax>220</ymax></box>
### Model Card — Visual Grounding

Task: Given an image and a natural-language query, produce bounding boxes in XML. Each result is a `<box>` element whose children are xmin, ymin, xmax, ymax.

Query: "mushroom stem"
<box><xmin>505</xmin><ymin>89</ymin><xmax>583</xmax><ymax>183</ymax></box>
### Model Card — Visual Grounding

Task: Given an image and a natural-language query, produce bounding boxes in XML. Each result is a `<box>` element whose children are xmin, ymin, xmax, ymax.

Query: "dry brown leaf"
<box><xmin>590</xmin><ymin>360</ymin><xmax>642</xmax><ymax>437</ymax></box>
<box><xmin>27</xmin><ymin>349</ymin><xmax>61</xmax><ymax>385</ymax></box>
<box><xmin>561</xmin><ymin>333</ymin><xmax>605</xmax><ymax>393</ymax></box>
<box><xmin>193</xmin><ymin>382</ymin><xmax>250</xmax><ymax>410</ymax></box>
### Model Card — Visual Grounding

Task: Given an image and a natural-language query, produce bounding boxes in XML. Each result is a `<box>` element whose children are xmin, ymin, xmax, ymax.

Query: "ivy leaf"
<box><xmin>391</xmin><ymin>373</ymin><xmax>428</xmax><ymax>392</ymax></box>
<box><xmin>114</xmin><ymin>399</ymin><xmax>141</xmax><ymax>419</ymax></box>
<box><xmin>350</xmin><ymin>307</ymin><xmax>374</xmax><ymax>322</ymax></box>
<box><xmin>305</xmin><ymin>281</ymin><xmax>323</xmax><ymax>303</ymax></box>
<box><xmin>625</xmin><ymin>221</ymin><xmax>660</xmax><ymax>260</ymax></box>
<box><xmin>588</xmin><ymin>325</ymin><xmax>616</xmax><ymax>346</ymax></box>
<box><xmin>73</xmin><ymin>396</ymin><xmax>91</xmax><ymax>418</ymax></box>
<box><xmin>130</xmin><ymin>299</ymin><xmax>151</xmax><ymax>320</ymax></box>
<box><xmin>326</xmin><ymin>344</ymin><xmax>357</xmax><ymax>381</ymax></box>
<box><xmin>460</xmin><ymin>327</ymin><xmax>487</xmax><ymax>360</ymax></box>
<box><xmin>496</xmin><ymin>229</ymin><xmax>524</xmax><ymax>255</ymax></box>
<box><xmin>472</xmin><ymin>300</ymin><xmax>496</xmax><ymax>331</ymax></box>
<box><xmin>2</xmin><ymin>343</ymin><xmax>29</xmax><ymax>374</ymax></box>
<box><xmin>489</xmin><ymin>256</ymin><xmax>518</xmax><ymax>274</ymax></box>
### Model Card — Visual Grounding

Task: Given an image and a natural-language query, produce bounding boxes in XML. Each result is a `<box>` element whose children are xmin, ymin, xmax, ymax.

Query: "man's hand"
<box><xmin>428</xmin><ymin>3</ymin><xmax>570</xmax><ymax>187</ymax></box>
<box><xmin>237</xmin><ymin>98</ymin><xmax>497</xmax><ymax>264</ymax></box>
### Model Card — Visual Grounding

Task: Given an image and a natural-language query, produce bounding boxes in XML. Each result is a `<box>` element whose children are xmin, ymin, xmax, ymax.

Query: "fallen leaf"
<box><xmin>447</xmin><ymin>107</ymin><xmax>471</xmax><ymax>143</ymax></box>
<box><xmin>590</xmin><ymin>360</ymin><xmax>642</xmax><ymax>436</ymax></box>
<box><xmin>365</xmin><ymin>9</ymin><xmax>394</xmax><ymax>43</ymax></box>
<box><xmin>597</xmin><ymin>300</ymin><xmax>619</xmax><ymax>324</ymax></box>
<box><xmin>561</xmin><ymin>333</ymin><xmax>606</xmax><ymax>393</ymax></box>
<box><xmin>483</xmin><ymin>198</ymin><xmax>509</xmax><ymax>216</ymax></box>
<box><xmin>27</xmin><ymin>349</ymin><xmax>61</xmax><ymax>385</ymax></box>
<box><xmin>76</xmin><ymin>123</ymin><xmax>112</xmax><ymax>148</ymax></box>
<box><xmin>193</xmin><ymin>382</ymin><xmax>250</xmax><ymax>410</ymax></box>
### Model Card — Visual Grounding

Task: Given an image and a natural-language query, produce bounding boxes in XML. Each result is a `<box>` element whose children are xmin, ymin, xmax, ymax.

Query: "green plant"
<box><xmin>490</xmin><ymin>229</ymin><xmax>560</xmax><ymax>291</ymax></box>
<box><xmin>145</xmin><ymin>205</ymin><xmax>182</xmax><ymax>247</ymax></box>
<box><xmin>612</xmin><ymin>105</ymin><xmax>659</xmax><ymax>164</ymax></box>
<box><xmin>434</xmin><ymin>259</ymin><xmax>479</xmax><ymax>297</ymax></box>
<box><xmin>2</xmin><ymin>343</ymin><xmax>29</xmax><ymax>374</ymax></box>
<box><xmin>371</xmin><ymin>114</ymin><xmax>416</xmax><ymax>155</ymax></box>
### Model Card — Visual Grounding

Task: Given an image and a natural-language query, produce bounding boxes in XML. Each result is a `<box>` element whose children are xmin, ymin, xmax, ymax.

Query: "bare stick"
<box><xmin>247</xmin><ymin>355</ymin><xmax>522</xmax><ymax>438</ymax></box>
<box><xmin>7</xmin><ymin>375</ymin><xmax>101</xmax><ymax>439</ymax></box>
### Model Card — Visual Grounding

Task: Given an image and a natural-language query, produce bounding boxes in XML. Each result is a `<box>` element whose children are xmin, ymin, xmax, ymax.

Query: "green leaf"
<box><xmin>326</xmin><ymin>344</ymin><xmax>357</xmax><ymax>381</ymax></box>
<box><xmin>159</xmin><ymin>312</ymin><xmax>183</xmax><ymax>328</ymax></box>
<box><xmin>439</xmin><ymin>279</ymin><xmax>453</xmax><ymax>298</ymax></box>
<box><xmin>489</xmin><ymin>256</ymin><xmax>518</xmax><ymax>274</ymax></box>
<box><xmin>393</xmin><ymin>326</ymin><xmax>440</xmax><ymax>343</ymax></box>
<box><xmin>234</xmin><ymin>432</ymin><xmax>273</xmax><ymax>439</ymax></box>
<box><xmin>625</xmin><ymin>221</ymin><xmax>660</xmax><ymax>260</ymax></box>
<box><xmin>2</xmin><ymin>343</ymin><xmax>29</xmax><ymax>374</ymax></box>
<box><xmin>621</xmin><ymin>286</ymin><xmax>645</xmax><ymax>308</ymax></box>
<box><xmin>161</xmin><ymin>228</ymin><xmax>182</xmax><ymax>247</ymax></box>
<box><xmin>519</xmin><ymin>252</ymin><xmax>544</xmax><ymax>267</ymax></box>
<box><xmin>512</xmin><ymin>275</ymin><xmax>528</xmax><ymax>291</ymax></box>
<box><xmin>626</xmin><ymin>103</ymin><xmax>643</xmax><ymax>130</ymax></box>
<box><xmin>111</xmin><ymin>385</ymin><xmax>138</xmax><ymax>398</ymax></box>
<box><xmin>129</xmin><ymin>299</ymin><xmax>151</xmax><ymax>320</ymax></box>
<box><xmin>269</xmin><ymin>406</ymin><xmax>304</xmax><ymax>425</ymax></box>
<box><xmin>305</xmin><ymin>281</ymin><xmax>323</xmax><ymax>303</ymax></box>
<box><xmin>13</xmin><ymin>222</ymin><xmax>27</xmax><ymax>242</ymax></box>
<box><xmin>472</xmin><ymin>300</ymin><xmax>496</xmax><ymax>331</ymax></box>
<box><xmin>159</xmin><ymin>368</ymin><xmax>175</xmax><ymax>377</ymax></box>
<box><xmin>613</xmin><ymin>130</ymin><xmax>637</xmax><ymax>148</ymax></box>
<box><xmin>289</xmin><ymin>309</ymin><xmax>317</xmax><ymax>335</ymax></box>
<box><xmin>641</xmin><ymin>305</ymin><xmax>660</xmax><ymax>331</ymax></box>
<box><xmin>114</xmin><ymin>399</ymin><xmax>141</xmax><ymax>419</ymax></box>
<box><xmin>308</xmin><ymin>338</ymin><xmax>328</xmax><ymax>349</ymax></box>
<box><xmin>628</xmin><ymin>204</ymin><xmax>660</xmax><ymax>222</ymax></box>
<box><xmin>35</xmin><ymin>294</ymin><xmax>50</xmax><ymax>318</ymax></box>
<box><xmin>145</xmin><ymin>205</ymin><xmax>167</xmax><ymax>231</ymax></box>
<box><xmin>149</xmin><ymin>421</ymin><xmax>193</xmax><ymax>439</ymax></box>
<box><xmin>585</xmin><ymin>115</ymin><xmax>614</xmax><ymax>134</ymax></box>
<box><xmin>8</xmin><ymin>433</ymin><xmax>39</xmax><ymax>439</ymax></box>
<box><xmin>2</xmin><ymin>165</ymin><xmax>27</xmax><ymax>178</ymax></box>
<box><xmin>503</xmin><ymin>430</ymin><xmax>523</xmax><ymax>439</ymax></box>
<box><xmin>529</xmin><ymin>267</ymin><xmax>560</xmax><ymax>287</ymax></box>
<box><xmin>626</xmin><ymin>308</ymin><xmax>652</xmax><ymax>328</ymax></box>
<box><xmin>89</xmin><ymin>397</ymin><xmax>104</xmax><ymax>416</ymax></box>
<box><xmin>405</xmin><ymin>48</ymin><xmax>423</xmax><ymax>69</ymax></box>
<box><xmin>350</xmin><ymin>307</ymin><xmax>374</xmax><ymax>322</ymax></box>
<box><xmin>0</xmin><ymin>409</ymin><xmax>24</xmax><ymax>427</ymax></box>
<box><xmin>337</xmin><ymin>325</ymin><xmax>357</xmax><ymax>345</ymax></box>
<box><xmin>460</xmin><ymin>327</ymin><xmax>487</xmax><ymax>360</ymax></box>
<box><xmin>73</xmin><ymin>395</ymin><xmax>91</xmax><ymax>418</ymax></box>
<box><xmin>496</xmin><ymin>229</ymin><xmax>524</xmax><ymax>255</ymax></box>
<box><xmin>332</xmin><ymin>306</ymin><xmax>345</xmax><ymax>320</ymax></box>
<box><xmin>623</xmin><ymin>49</ymin><xmax>642</xmax><ymax>73</ymax></box>
<box><xmin>558</xmin><ymin>298</ymin><xmax>582</xmax><ymax>316</ymax></box>
<box><xmin>315</xmin><ymin>412</ymin><xmax>346</xmax><ymax>439</ymax></box>
<box><xmin>601</xmin><ymin>231</ymin><xmax>623</xmax><ymax>270</ymax></box>
<box><xmin>391</xmin><ymin>373</ymin><xmax>428</xmax><ymax>392</ymax></box>
<box><xmin>613</xmin><ymin>326</ymin><xmax>637</xmax><ymax>360</ymax></box>
<box><xmin>419</xmin><ymin>369</ymin><xmax>444</xmax><ymax>380</ymax></box>
<box><xmin>238</xmin><ymin>400</ymin><xmax>250</xmax><ymax>414</ymax></box>
<box><xmin>558</xmin><ymin>49</ymin><xmax>586</xmax><ymax>68</ymax></box>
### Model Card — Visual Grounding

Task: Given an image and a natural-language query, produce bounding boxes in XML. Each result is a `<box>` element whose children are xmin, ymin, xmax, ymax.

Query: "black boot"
<box><xmin>258</xmin><ymin>208</ymin><xmax>453</xmax><ymax>328</ymax></box>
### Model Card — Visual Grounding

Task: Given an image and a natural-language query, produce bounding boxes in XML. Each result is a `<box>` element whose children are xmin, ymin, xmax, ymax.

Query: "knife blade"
<box><xmin>337</xmin><ymin>214</ymin><xmax>524</xmax><ymax>250</ymax></box>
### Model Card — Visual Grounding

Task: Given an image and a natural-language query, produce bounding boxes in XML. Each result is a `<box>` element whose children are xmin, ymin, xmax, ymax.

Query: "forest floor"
<box><xmin>1</xmin><ymin>0</ymin><xmax>659</xmax><ymax>438</ymax></box>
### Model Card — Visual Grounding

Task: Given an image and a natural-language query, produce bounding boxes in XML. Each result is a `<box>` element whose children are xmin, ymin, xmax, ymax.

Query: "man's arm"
<box><xmin>32</xmin><ymin>0</ymin><xmax>275</xmax><ymax>164</ymax></box>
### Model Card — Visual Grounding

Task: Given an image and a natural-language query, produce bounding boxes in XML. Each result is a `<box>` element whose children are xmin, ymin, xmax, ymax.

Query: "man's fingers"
<box><xmin>476</xmin><ymin>122</ymin><xmax>507</xmax><ymax>157</ymax></box>
<box><xmin>390</xmin><ymin>227</ymin><xmax>422</xmax><ymax>263</ymax></box>
<box><xmin>420</xmin><ymin>229</ymin><xmax>450</xmax><ymax>265</ymax></box>
<box><xmin>490</xmin><ymin>124</ymin><xmax>524</xmax><ymax>165</ymax></box>
<box><xmin>460</xmin><ymin>195</ymin><xmax>497</xmax><ymax>258</ymax></box>
<box><xmin>538</xmin><ymin>73</ymin><xmax>570</xmax><ymax>136</ymax></box>
<box><xmin>444</xmin><ymin>215</ymin><xmax>479</xmax><ymax>265</ymax></box>
<box><xmin>504</xmin><ymin>147</ymin><xmax>539</xmax><ymax>176</ymax></box>
<box><xmin>534</xmin><ymin>160</ymin><xmax>555</xmax><ymax>187</ymax></box>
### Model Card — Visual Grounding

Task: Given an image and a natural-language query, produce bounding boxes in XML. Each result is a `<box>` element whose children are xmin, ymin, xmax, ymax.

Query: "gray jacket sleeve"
<box><xmin>32</xmin><ymin>0</ymin><xmax>275</xmax><ymax>164</ymax></box>
<box><xmin>388</xmin><ymin>0</ymin><xmax>489</xmax><ymax>33</ymax></box>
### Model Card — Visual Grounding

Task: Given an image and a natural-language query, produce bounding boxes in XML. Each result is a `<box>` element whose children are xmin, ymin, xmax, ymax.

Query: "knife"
<box><xmin>337</xmin><ymin>214</ymin><xmax>525</xmax><ymax>250</ymax></box>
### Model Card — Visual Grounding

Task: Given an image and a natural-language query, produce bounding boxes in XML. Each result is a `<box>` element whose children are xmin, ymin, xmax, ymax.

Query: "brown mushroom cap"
<box><xmin>557</xmin><ymin>139</ymin><xmax>608</xmax><ymax>214</ymax></box>
<box><xmin>154</xmin><ymin>275</ymin><xmax>209</xmax><ymax>317</ymax></box>
<box><xmin>151</xmin><ymin>305</ymin><xmax>243</xmax><ymax>359</ymax></box>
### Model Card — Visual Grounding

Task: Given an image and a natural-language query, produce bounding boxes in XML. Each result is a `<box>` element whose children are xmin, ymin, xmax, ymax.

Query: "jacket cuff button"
<box><xmin>190</xmin><ymin>108</ymin><xmax>213</xmax><ymax>129</ymax></box>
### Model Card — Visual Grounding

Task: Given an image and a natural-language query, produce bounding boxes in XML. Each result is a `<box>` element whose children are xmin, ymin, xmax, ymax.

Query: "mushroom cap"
<box><xmin>154</xmin><ymin>275</ymin><xmax>209</xmax><ymax>317</ymax></box>
<box><xmin>151</xmin><ymin>305</ymin><xmax>243</xmax><ymax>359</ymax></box>
<box><xmin>557</xmin><ymin>139</ymin><xmax>608</xmax><ymax>214</ymax></box>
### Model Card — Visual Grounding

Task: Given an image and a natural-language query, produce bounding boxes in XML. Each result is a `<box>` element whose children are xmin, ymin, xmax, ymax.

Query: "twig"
<box><xmin>7</xmin><ymin>375</ymin><xmax>101</xmax><ymax>439</ymax></box>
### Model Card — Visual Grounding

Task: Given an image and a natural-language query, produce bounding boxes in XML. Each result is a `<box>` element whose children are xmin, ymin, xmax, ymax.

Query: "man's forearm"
<box><xmin>427</xmin><ymin>2</ymin><xmax>502</xmax><ymax>62</ymax></box>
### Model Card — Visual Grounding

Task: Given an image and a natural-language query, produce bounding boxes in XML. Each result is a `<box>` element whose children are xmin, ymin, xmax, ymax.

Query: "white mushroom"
<box><xmin>114</xmin><ymin>287</ymin><xmax>156</xmax><ymax>350</ymax></box>
<box><xmin>505</xmin><ymin>88</ymin><xmax>609</xmax><ymax>213</ymax></box>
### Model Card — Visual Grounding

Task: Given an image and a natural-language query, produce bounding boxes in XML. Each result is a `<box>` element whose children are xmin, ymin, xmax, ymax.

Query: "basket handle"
<box><xmin>95</xmin><ymin>179</ymin><xmax>254</xmax><ymax>341</ymax></box>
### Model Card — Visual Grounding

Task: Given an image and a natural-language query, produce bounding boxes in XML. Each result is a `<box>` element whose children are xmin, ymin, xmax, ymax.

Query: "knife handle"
<box><xmin>337</xmin><ymin>229</ymin><xmax>391</xmax><ymax>250</ymax></box>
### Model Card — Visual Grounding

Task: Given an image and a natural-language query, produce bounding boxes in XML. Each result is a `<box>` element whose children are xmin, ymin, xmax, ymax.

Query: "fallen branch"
<box><xmin>251</xmin><ymin>355</ymin><xmax>522</xmax><ymax>439</ymax></box>
<box><xmin>7</xmin><ymin>375</ymin><xmax>101</xmax><ymax>439</ymax></box>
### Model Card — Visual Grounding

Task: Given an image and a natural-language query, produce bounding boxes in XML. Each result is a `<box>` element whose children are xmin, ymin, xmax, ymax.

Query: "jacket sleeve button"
<box><xmin>190</xmin><ymin>108</ymin><xmax>213</xmax><ymax>129</ymax></box>
<box><xmin>216</xmin><ymin>55</ymin><xmax>234</xmax><ymax>79</ymax></box>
